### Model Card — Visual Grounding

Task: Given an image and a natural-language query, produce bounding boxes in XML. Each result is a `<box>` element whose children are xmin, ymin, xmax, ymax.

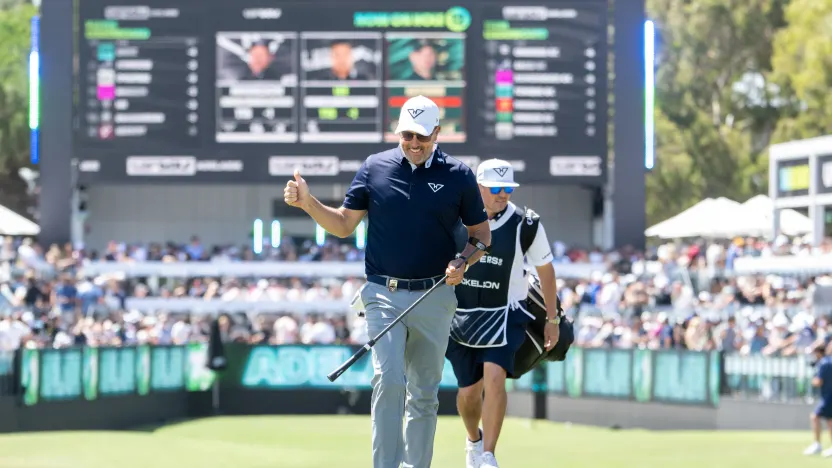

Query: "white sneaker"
<box><xmin>479</xmin><ymin>451</ymin><xmax>499</xmax><ymax>468</ymax></box>
<box><xmin>804</xmin><ymin>442</ymin><xmax>822</xmax><ymax>455</ymax></box>
<box><xmin>823</xmin><ymin>448</ymin><xmax>832</xmax><ymax>458</ymax></box>
<box><xmin>465</xmin><ymin>429</ymin><xmax>483</xmax><ymax>468</ymax></box>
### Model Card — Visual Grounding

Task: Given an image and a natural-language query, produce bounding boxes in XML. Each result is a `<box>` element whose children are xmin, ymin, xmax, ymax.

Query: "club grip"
<box><xmin>327</xmin><ymin>344</ymin><xmax>371</xmax><ymax>382</ymax></box>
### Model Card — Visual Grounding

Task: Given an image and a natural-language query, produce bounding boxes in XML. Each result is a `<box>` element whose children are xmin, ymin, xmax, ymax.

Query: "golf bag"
<box><xmin>512</xmin><ymin>273</ymin><xmax>575</xmax><ymax>379</ymax></box>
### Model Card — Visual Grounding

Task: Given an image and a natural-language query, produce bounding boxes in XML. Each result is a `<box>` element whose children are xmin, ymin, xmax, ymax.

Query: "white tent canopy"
<box><xmin>645</xmin><ymin>197</ymin><xmax>746</xmax><ymax>239</ymax></box>
<box><xmin>645</xmin><ymin>195</ymin><xmax>814</xmax><ymax>240</ymax></box>
<box><xmin>0</xmin><ymin>204</ymin><xmax>39</xmax><ymax>236</ymax></box>
<box><xmin>705</xmin><ymin>194</ymin><xmax>813</xmax><ymax>239</ymax></box>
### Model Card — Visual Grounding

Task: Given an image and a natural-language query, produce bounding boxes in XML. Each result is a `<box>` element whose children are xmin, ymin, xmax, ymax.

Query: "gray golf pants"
<box><xmin>359</xmin><ymin>280</ymin><xmax>457</xmax><ymax>468</ymax></box>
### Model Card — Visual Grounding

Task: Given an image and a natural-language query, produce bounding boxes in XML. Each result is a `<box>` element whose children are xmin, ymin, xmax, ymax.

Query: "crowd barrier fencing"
<box><xmin>2</xmin><ymin>344</ymin><xmax>820</xmax><ymax>406</ymax></box>
<box><xmin>0</xmin><ymin>344</ymin><xmax>822</xmax><ymax>432</ymax></box>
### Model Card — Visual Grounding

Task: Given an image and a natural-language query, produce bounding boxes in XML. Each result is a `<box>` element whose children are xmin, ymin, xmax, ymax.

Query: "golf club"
<box><xmin>326</xmin><ymin>249</ymin><xmax>482</xmax><ymax>382</ymax></box>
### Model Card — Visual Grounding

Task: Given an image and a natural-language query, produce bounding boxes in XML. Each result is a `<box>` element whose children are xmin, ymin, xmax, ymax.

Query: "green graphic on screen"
<box><xmin>353</xmin><ymin>7</ymin><xmax>471</xmax><ymax>32</ymax></box>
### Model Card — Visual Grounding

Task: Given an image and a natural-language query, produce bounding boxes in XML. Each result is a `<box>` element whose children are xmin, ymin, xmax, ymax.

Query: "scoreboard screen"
<box><xmin>73</xmin><ymin>0</ymin><xmax>609</xmax><ymax>184</ymax></box>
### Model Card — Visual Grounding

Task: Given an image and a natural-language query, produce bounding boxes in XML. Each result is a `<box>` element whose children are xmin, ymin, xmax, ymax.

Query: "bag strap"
<box><xmin>520</xmin><ymin>206</ymin><xmax>541</xmax><ymax>255</ymax></box>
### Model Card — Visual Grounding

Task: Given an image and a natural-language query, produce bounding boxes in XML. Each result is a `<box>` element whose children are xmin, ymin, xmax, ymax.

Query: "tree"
<box><xmin>769</xmin><ymin>0</ymin><xmax>832</xmax><ymax>143</ymax></box>
<box><xmin>645</xmin><ymin>0</ymin><xmax>787</xmax><ymax>225</ymax></box>
<box><xmin>0</xmin><ymin>0</ymin><xmax>37</xmax><ymax>218</ymax></box>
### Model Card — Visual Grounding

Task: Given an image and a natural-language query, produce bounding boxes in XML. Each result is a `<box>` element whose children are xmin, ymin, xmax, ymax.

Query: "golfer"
<box><xmin>284</xmin><ymin>95</ymin><xmax>491</xmax><ymax>468</ymax></box>
<box><xmin>805</xmin><ymin>344</ymin><xmax>832</xmax><ymax>457</ymax></box>
<box><xmin>445</xmin><ymin>159</ymin><xmax>560</xmax><ymax>468</ymax></box>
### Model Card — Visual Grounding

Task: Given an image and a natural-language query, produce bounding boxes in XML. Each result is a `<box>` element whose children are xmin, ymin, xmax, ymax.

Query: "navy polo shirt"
<box><xmin>343</xmin><ymin>145</ymin><xmax>487</xmax><ymax>279</ymax></box>
<box><xmin>817</xmin><ymin>356</ymin><xmax>832</xmax><ymax>404</ymax></box>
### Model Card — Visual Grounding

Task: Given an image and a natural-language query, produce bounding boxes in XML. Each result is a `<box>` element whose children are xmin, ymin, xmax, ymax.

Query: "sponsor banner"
<box><xmin>507</xmin><ymin>347</ymin><xmax>719</xmax><ymax>407</ymax></box>
<box><xmin>227</xmin><ymin>344</ymin><xmax>459</xmax><ymax>390</ymax></box>
<box><xmin>21</xmin><ymin>344</ymin><xmax>214</xmax><ymax>406</ymax></box>
<box><xmin>17</xmin><ymin>344</ymin><xmax>735</xmax><ymax>407</ymax></box>
<box><xmin>549</xmin><ymin>156</ymin><xmax>603</xmax><ymax>176</ymax></box>
<box><xmin>124</xmin><ymin>156</ymin><xmax>244</xmax><ymax>176</ymax></box>
<box><xmin>75</xmin><ymin>154</ymin><xmax>606</xmax><ymax>185</ymax></box>
<box><xmin>268</xmin><ymin>156</ymin><xmax>340</xmax><ymax>176</ymax></box>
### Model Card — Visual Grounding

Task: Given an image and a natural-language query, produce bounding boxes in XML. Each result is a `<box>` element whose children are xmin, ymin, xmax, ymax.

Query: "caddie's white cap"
<box><xmin>394</xmin><ymin>95</ymin><xmax>440</xmax><ymax>136</ymax></box>
<box><xmin>477</xmin><ymin>158</ymin><xmax>520</xmax><ymax>188</ymax></box>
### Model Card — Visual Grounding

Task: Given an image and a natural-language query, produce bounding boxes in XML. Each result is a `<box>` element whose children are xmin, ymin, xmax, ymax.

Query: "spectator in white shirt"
<box><xmin>0</xmin><ymin>315</ymin><xmax>30</xmax><ymax>351</ymax></box>
<box><xmin>305</xmin><ymin>319</ymin><xmax>336</xmax><ymax>345</ymax></box>
<box><xmin>273</xmin><ymin>315</ymin><xmax>299</xmax><ymax>344</ymax></box>
<box><xmin>286</xmin><ymin>279</ymin><xmax>304</xmax><ymax>301</ymax></box>
<box><xmin>598</xmin><ymin>273</ymin><xmax>622</xmax><ymax>315</ymax></box>
<box><xmin>304</xmin><ymin>282</ymin><xmax>328</xmax><ymax>302</ymax></box>
<box><xmin>588</xmin><ymin>248</ymin><xmax>605</xmax><ymax>264</ymax></box>
<box><xmin>171</xmin><ymin>317</ymin><xmax>192</xmax><ymax>345</ymax></box>
<box><xmin>341</xmin><ymin>278</ymin><xmax>361</xmax><ymax>303</ymax></box>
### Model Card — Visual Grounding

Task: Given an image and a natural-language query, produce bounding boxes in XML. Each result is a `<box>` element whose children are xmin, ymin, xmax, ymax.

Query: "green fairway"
<box><xmin>0</xmin><ymin>415</ymin><xmax>823</xmax><ymax>467</ymax></box>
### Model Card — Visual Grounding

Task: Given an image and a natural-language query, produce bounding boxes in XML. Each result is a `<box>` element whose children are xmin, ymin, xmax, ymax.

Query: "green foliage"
<box><xmin>645</xmin><ymin>0</ymin><xmax>787</xmax><ymax>225</ymax></box>
<box><xmin>769</xmin><ymin>0</ymin><xmax>832</xmax><ymax>143</ymax></box>
<box><xmin>0</xmin><ymin>1</ymin><xmax>37</xmax><ymax>217</ymax></box>
<box><xmin>0</xmin><ymin>1</ymin><xmax>36</xmax><ymax>174</ymax></box>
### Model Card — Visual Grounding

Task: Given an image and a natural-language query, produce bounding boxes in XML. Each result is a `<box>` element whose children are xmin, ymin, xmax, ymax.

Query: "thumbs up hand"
<box><xmin>284</xmin><ymin>168</ymin><xmax>310</xmax><ymax>209</ymax></box>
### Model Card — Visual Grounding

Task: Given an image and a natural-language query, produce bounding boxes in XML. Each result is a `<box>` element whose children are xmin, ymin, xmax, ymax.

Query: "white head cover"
<box><xmin>394</xmin><ymin>95</ymin><xmax>441</xmax><ymax>136</ymax></box>
<box><xmin>476</xmin><ymin>158</ymin><xmax>520</xmax><ymax>188</ymax></box>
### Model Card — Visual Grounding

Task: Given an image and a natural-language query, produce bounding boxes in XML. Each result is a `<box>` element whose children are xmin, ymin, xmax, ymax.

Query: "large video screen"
<box><xmin>73</xmin><ymin>1</ymin><xmax>609</xmax><ymax>184</ymax></box>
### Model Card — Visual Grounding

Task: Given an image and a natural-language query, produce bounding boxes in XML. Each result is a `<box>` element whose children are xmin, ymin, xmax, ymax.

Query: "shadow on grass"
<box><xmin>126</xmin><ymin>417</ymin><xmax>204</xmax><ymax>433</ymax></box>
<box><xmin>124</xmin><ymin>413</ymin><xmax>291</xmax><ymax>433</ymax></box>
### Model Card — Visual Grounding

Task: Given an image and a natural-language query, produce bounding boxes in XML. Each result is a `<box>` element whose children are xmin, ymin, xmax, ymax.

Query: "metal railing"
<box><xmin>722</xmin><ymin>352</ymin><xmax>819</xmax><ymax>404</ymax></box>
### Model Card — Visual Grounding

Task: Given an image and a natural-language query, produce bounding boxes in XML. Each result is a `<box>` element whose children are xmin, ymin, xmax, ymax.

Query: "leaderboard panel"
<box><xmin>76</xmin><ymin>4</ymin><xmax>202</xmax><ymax>144</ymax></box>
<box><xmin>71</xmin><ymin>1</ymin><xmax>610</xmax><ymax>185</ymax></box>
<box><xmin>479</xmin><ymin>5</ymin><xmax>608</xmax><ymax>178</ymax></box>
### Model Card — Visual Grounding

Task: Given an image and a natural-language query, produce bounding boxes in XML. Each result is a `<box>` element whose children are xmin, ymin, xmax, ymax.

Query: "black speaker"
<box><xmin>592</xmin><ymin>187</ymin><xmax>604</xmax><ymax>217</ymax></box>
<box><xmin>207</xmin><ymin>317</ymin><xmax>227</xmax><ymax>371</ymax></box>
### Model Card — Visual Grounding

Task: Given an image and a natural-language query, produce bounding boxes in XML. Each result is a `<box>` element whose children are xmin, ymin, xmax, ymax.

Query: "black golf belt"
<box><xmin>366</xmin><ymin>274</ymin><xmax>445</xmax><ymax>292</ymax></box>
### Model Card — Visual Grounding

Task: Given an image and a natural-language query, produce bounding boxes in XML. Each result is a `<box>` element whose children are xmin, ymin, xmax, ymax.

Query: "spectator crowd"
<box><xmin>1</xmin><ymin>234</ymin><xmax>832</xmax><ymax>366</ymax></box>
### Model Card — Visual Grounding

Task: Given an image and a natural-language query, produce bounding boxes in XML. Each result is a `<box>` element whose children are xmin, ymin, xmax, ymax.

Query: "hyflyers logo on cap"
<box><xmin>408</xmin><ymin>108</ymin><xmax>425</xmax><ymax>119</ymax></box>
<box><xmin>494</xmin><ymin>167</ymin><xmax>509</xmax><ymax>177</ymax></box>
<box><xmin>353</xmin><ymin>7</ymin><xmax>471</xmax><ymax>33</ymax></box>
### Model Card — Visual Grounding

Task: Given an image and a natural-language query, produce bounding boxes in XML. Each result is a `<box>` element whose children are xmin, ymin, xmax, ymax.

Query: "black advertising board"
<box><xmin>71</xmin><ymin>0</ymin><xmax>608</xmax><ymax>184</ymax></box>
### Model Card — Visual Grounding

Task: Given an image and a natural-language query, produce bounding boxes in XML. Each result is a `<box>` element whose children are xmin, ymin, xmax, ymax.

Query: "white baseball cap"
<box><xmin>476</xmin><ymin>158</ymin><xmax>519</xmax><ymax>188</ymax></box>
<box><xmin>394</xmin><ymin>95</ymin><xmax>440</xmax><ymax>136</ymax></box>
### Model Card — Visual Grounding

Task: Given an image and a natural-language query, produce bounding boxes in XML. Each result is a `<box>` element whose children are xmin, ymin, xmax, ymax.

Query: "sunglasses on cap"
<box><xmin>489</xmin><ymin>187</ymin><xmax>515</xmax><ymax>194</ymax></box>
<box><xmin>400</xmin><ymin>131</ymin><xmax>433</xmax><ymax>142</ymax></box>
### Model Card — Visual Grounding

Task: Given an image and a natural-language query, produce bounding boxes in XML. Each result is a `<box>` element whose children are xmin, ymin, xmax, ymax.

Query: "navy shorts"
<box><xmin>445</xmin><ymin>310</ymin><xmax>532</xmax><ymax>388</ymax></box>
<box><xmin>815</xmin><ymin>403</ymin><xmax>832</xmax><ymax>419</ymax></box>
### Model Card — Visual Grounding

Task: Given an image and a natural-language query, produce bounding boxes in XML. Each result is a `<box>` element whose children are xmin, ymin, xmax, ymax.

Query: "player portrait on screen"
<box><xmin>303</xmin><ymin>38</ymin><xmax>380</xmax><ymax>81</ymax></box>
<box><xmin>386</xmin><ymin>37</ymin><xmax>464</xmax><ymax>81</ymax></box>
<box><xmin>216</xmin><ymin>33</ymin><xmax>296</xmax><ymax>82</ymax></box>
<box><xmin>245</xmin><ymin>40</ymin><xmax>281</xmax><ymax>80</ymax></box>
